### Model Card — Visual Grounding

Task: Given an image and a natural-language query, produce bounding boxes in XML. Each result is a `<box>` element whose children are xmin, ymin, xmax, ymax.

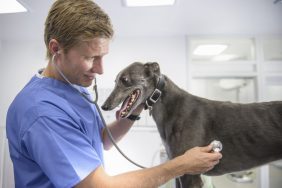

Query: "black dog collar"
<box><xmin>144</xmin><ymin>74</ymin><xmax>165</xmax><ymax>111</ymax></box>
<box><xmin>127</xmin><ymin>114</ymin><xmax>141</xmax><ymax>121</ymax></box>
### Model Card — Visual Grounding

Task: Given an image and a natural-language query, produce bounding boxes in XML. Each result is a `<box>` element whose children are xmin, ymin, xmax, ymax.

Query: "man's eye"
<box><xmin>86</xmin><ymin>57</ymin><xmax>95</xmax><ymax>61</ymax></box>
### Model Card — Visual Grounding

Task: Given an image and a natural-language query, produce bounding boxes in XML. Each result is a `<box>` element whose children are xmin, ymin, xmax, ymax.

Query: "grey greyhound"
<box><xmin>101</xmin><ymin>62</ymin><xmax>282</xmax><ymax>188</ymax></box>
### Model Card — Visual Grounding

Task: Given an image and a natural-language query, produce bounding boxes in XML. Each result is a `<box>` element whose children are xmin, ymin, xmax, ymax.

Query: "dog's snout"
<box><xmin>101</xmin><ymin>104</ymin><xmax>109</xmax><ymax>111</ymax></box>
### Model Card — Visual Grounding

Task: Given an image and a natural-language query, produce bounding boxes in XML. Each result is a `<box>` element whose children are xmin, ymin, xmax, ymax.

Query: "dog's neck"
<box><xmin>144</xmin><ymin>74</ymin><xmax>165</xmax><ymax>111</ymax></box>
<box><xmin>157</xmin><ymin>74</ymin><xmax>187</xmax><ymax>104</ymax></box>
<box><xmin>144</xmin><ymin>74</ymin><xmax>192</xmax><ymax>122</ymax></box>
<box><xmin>150</xmin><ymin>75</ymin><xmax>189</xmax><ymax>145</ymax></box>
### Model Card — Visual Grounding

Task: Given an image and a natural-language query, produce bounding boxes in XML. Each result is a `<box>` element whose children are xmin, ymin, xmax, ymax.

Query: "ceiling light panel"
<box><xmin>193</xmin><ymin>44</ymin><xmax>228</xmax><ymax>56</ymax></box>
<box><xmin>124</xmin><ymin>0</ymin><xmax>176</xmax><ymax>7</ymax></box>
<box><xmin>0</xmin><ymin>0</ymin><xmax>27</xmax><ymax>14</ymax></box>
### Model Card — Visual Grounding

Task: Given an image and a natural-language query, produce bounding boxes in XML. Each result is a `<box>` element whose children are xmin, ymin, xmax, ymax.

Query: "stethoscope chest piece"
<box><xmin>210</xmin><ymin>140</ymin><xmax>223</xmax><ymax>152</ymax></box>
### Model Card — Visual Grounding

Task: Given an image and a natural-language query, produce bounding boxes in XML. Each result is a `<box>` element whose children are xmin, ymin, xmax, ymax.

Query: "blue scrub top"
<box><xmin>6</xmin><ymin>72</ymin><xmax>105</xmax><ymax>188</ymax></box>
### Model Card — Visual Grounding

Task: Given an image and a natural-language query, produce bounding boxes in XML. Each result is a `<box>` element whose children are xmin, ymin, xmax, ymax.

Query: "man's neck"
<box><xmin>42</xmin><ymin>63</ymin><xmax>60</xmax><ymax>80</ymax></box>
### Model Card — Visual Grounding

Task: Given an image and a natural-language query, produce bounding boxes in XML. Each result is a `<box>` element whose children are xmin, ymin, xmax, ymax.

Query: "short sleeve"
<box><xmin>22</xmin><ymin>115</ymin><xmax>102</xmax><ymax>188</ymax></box>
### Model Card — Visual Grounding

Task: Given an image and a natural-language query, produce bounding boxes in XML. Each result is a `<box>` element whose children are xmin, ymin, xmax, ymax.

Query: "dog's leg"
<box><xmin>176</xmin><ymin>175</ymin><xmax>203</xmax><ymax>188</ymax></box>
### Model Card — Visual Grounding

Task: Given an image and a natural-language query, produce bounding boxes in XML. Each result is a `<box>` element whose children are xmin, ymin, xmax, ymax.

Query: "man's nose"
<box><xmin>91</xmin><ymin>59</ymin><xmax>103</xmax><ymax>75</ymax></box>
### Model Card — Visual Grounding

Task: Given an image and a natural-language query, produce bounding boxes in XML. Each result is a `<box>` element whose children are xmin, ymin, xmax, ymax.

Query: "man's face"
<box><xmin>58</xmin><ymin>38</ymin><xmax>110</xmax><ymax>87</ymax></box>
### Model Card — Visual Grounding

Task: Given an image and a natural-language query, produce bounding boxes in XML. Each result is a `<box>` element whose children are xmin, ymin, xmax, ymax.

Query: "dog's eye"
<box><xmin>121</xmin><ymin>76</ymin><xmax>130</xmax><ymax>85</ymax></box>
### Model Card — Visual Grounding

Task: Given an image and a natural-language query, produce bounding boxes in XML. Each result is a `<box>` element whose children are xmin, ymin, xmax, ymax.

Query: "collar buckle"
<box><xmin>144</xmin><ymin>75</ymin><xmax>165</xmax><ymax>112</ymax></box>
<box><xmin>149</xmin><ymin>88</ymin><xmax>162</xmax><ymax>104</ymax></box>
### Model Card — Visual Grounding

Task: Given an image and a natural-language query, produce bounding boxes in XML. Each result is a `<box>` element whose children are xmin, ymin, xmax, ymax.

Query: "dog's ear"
<box><xmin>144</xmin><ymin>62</ymin><xmax>160</xmax><ymax>76</ymax></box>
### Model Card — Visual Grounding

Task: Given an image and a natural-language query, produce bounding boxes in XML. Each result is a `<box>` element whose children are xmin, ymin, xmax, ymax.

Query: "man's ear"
<box><xmin>144</xmin><ymin>62</ymin><xmax>160</xmax><ymax>76</ymax></box>
<box><xmin>49</xmin><ymin>39</ymin><xmax>61</xmax><ymax>55</ymax></box>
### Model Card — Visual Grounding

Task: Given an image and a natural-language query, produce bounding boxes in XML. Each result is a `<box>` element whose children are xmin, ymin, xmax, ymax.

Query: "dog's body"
<box><xmin>102</xmin><ymin>62</ymin><xmax>282</xmax><ymax>188</ymax></box>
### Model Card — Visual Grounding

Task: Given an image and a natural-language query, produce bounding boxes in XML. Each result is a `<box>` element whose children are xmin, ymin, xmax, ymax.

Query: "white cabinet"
<box><xmin>0</xmin><ymin>127</ymin><xmax>4</xmax><ymax>188</ymax></box>
<box><xmin>0</xmin><ymin>127</ymin><xmax>15</xmax><ymax>188</ymax></box>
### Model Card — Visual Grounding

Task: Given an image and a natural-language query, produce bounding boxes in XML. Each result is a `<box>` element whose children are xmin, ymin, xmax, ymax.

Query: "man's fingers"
<box><xmin>213</xmin><ymin>152</ymin><xmax>223</xmax><ymax>160</ymax></box>
<box><xmin>205</xmin><ymin>160</ymin><xmax>220</xmax><ymax>172</ymax></box>
<box><xmin>212</xmin><ymin>160</ymin><xmax>220</xmax><ymax>166</ymax></box>
<box><xmin>206</xmin><ymin>165</ymin><xmax>215</xmax><ymax>172</ymax></box>
<box><xmin>200</xmin><ymin>145</ymin><xmax>213</xmax><ymax>152</ymax></box>
<box><xmin>200</xmin><ymin>145</ymin><xmax>223</xmax><ymax>158</ymax></box>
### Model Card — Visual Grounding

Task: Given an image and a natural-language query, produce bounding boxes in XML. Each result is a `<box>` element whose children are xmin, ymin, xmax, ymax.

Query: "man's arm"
<box><xmin>75</xmin><ymin>145</ymin><xmax>222</xmax><ymax>188</ymax></box>
<box><xmin>102</xmin><ymin>117</ymin><xmax>136</xmax><ymax>150</ymax></box>
<box><xmin>102</xmin><ymin>105</ymin><xmax>143</xmax><ymax>150</ymax></box>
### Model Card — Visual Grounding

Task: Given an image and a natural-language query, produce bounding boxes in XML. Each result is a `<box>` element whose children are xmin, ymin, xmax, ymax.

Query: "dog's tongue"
<box><xmin>116</xmin><ymin>110</ymin><xmax>121</xmax><ymax>120</ymax></box>
<box><xmin>116</xmin><ymin>97</ymin><xmax>130</xmax><ymax>120</ymax></box>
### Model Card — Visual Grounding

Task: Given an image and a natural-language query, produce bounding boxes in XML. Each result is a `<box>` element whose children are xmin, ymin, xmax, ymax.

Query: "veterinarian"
<box><xmin>6</xmin><ymin>0</ymin><xmax>222</xmax><ymax>187</ymax></box>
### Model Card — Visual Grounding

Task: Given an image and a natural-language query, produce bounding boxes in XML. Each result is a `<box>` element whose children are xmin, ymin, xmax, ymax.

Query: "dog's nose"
<box><xmin>101</xmin><ymin>104</ymin><xmax>109</xmax><ymax>111</ymax></box>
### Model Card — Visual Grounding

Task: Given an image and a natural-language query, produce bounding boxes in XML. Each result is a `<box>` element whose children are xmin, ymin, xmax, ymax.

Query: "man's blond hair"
<box><xmin>44</xmin><ymin>0</ymin><xmax>113</xmax><ymax>59</ymax></box>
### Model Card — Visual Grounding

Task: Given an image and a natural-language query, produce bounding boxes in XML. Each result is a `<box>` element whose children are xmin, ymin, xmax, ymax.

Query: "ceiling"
<box><xmin>0</xmin><ymin>0</ymin><xmax>282</xmax><ymax>41</ymax></box>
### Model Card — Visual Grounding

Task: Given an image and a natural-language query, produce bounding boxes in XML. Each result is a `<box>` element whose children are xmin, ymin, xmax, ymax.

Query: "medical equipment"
<box><xmin>210</xmin><ymin>140</ymin><xmax>223</xmax><ymax>152</ymax></box>
<box><xmin>51</xmin><ymin>53</ymin><xmax>146</xmax><ymax>169</ymax></box>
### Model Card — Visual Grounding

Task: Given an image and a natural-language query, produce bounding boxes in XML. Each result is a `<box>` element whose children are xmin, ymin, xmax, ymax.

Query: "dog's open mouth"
<box><xmin>118</xmin><ymin>89</ymin><xmax>141</xmax><ymax>119</ymax></box>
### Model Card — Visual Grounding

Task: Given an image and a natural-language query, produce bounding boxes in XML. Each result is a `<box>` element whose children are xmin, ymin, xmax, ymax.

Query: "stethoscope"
<box><xmin>51</xmin><ymin>53</ymin><xmax>223</xmax><ymax>188</ymax></box>
<box><xmin>51</xmin><ymin>52</ymin><xmax>146</xmax><ymax>169</ymax></box>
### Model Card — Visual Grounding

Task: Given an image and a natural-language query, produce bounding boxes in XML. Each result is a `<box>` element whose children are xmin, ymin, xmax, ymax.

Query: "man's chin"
<box><xmin>80</xmin><ymin>83</ymin><xmax>92</xmax><ymax>88</ymax></box>
<box><xmin>80</xmin><ymin>80</ymin><xmax>93</xmax><ymax>88</ymax></box>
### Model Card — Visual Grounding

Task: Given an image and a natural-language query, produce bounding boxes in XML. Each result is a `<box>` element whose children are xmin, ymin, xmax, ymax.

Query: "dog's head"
<box><xmin>101</xmin><ymin>62</ymin><xmax>161</xmax><ymax>119</ymax></box>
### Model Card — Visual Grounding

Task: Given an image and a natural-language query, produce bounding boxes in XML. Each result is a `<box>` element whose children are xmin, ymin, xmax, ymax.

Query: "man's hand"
<box><xmin>180</xmin><ymin>145</ymin><xmax>222</xmax><ymax>175</ymax></box>
<box><xmin>131</xmin><ymin>103</ymin><xmax>144</xmax><ymax>116</ymax></box>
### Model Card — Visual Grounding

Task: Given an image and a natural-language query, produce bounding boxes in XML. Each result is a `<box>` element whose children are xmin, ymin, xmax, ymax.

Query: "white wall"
<box><xmin>0</xmin><ymin>126</ymin><xmax>5</xmax><ymax>188</ymax></box>
<box><xmin>0</xmin><ymin>40</ymin><xmax>47</xmax><ymax>127</ymax></box>
<box><xmin>100</xmin><ymin>36</ymin><xmax>187</xmax><ymax>89</ymax></box>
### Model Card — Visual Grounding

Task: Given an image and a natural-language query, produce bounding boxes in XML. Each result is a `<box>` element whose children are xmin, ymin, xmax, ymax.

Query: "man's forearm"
<box><xmin>111</xmin><ymin>155</ymin><xmax>185</xmax><ymax>188</ymax></box>
<box><xmin>76</xmin><ymin>146</ymin><xmax>221</xmax><ymax>188</ymax></box>
<box><xmin>80</xmin><ymin>155</ymin><xmax>186</xmax><ymax>188</ymax></box>
<box><xmin>102</xmin><ymin>106</ymin><xmax>143</xmax><ymax>150</ymax></box>
<box><xmin>102</xmin><ymin>118</ymin><xmax>135</xmax><ymax>150</ymax></box>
